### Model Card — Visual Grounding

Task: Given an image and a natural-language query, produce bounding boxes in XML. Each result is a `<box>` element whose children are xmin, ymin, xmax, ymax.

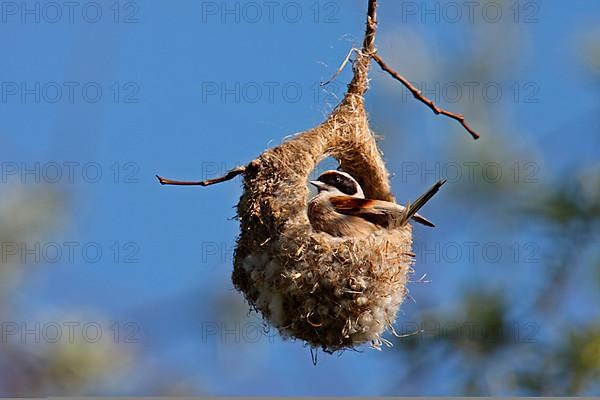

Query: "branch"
<box><xmin>347</xmin><ymin>0</ymin><xmax>378</xmax><ymax>96</ymax></box>
<box><xmin>371</xmin><ymin>53</ymin><xmax>480</xmax><ymax>140</ymax></box>
<box><xmin>363</xmin><ymin>0</ymin><xmax>377</xmax><ymax>54</ymax></box>
<box><xmin>156</xmin><ymin>166</ymin><xmax>246</xmax><ymax>187</ymax></box>
<box><xmin>347</xmin><ymin>0</ymin><xmax>480</xmax><ymax>140</ymax></box>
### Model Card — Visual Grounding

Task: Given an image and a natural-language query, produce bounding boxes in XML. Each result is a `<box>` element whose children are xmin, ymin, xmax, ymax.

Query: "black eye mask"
<box><xmin>318</xmin><ymin>173</ymin><xmax>358</xmax><ymax>196</ymax></box>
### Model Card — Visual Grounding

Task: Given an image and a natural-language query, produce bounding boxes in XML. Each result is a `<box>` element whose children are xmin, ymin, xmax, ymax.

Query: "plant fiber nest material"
<box><xmin>232</xmin><ymin>65</ymin><xmax>414</xmax><ymax>352</ymax></box>
<box><xmin>156</xmin><ymin>0</ymin><xmax>477</xmax><ymax>353</ymax></box>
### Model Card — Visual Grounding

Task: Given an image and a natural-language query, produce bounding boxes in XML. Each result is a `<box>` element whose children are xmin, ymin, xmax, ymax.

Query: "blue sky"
<box><xmin>1</xmin><ymin>0</ymin><xmax>599</xmax><ymax>395</ymax></box>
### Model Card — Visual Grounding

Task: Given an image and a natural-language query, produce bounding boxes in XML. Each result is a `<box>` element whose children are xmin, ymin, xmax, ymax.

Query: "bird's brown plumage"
<box><xmin>307</xmin><ymin>170</ymin><xmax>445</xmax><ymax>237</ymax></box>
<box><xmin>329</xmin><ymin>196</ymin><xmax>435</xmax><ymax>228</ymax></box>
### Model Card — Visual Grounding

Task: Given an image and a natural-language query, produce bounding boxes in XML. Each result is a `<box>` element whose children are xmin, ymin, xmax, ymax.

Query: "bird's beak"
<box><xmin>309</xmin><ymin>180</ymin><xmax>325</xmax><ymax>190</ymax></box>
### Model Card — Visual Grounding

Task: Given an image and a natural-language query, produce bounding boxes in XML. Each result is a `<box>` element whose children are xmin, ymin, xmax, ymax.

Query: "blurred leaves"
<box><xmin>562</xmin><ymin>326</ymin><xmax>600</xmax><ymax>393</ymax></box>
<box><xmin>0</xmin><ymin>1</ymin><xmax>598</xmax><ymax>396</ymax></box>
<box><xmin>580</xmin><ymin>28</ymin><xmax>600</xmax><ymax>76</ymax></box>
<box><xmin>384</xmin><ymin>13</ymin><xmax>600</xmax><ymax>394</ymax></box>
<box><xmin>0</xmin><ymin>185</ymin><xmax>64</xmax><ymax>244</ymax></box>
<box><xmin>2</xmin><ymin>339</ymin><xmax>134</xmax><ymax>396</ymax></box>
<box><xmin>526</xmin><ymin>175</ymin><xmax>600</xmax><ymax>228</ymax></box>
<box><xmin>392</xmin><ymin>163</ymin><xmax>600</xmax><ymax>395</ymax></box>
<box><xmin>0</xmin><ymin>185</ymin><xmax>64</xmax><ymax>290</ymax></box>
<box><xmin>0</xmin><ymin>187</ymin><xmax>140</xmax><ymax>396</ymax></box>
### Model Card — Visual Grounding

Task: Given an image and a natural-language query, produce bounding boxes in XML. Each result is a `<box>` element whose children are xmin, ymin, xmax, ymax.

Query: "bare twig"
<box><xmin>371</xmin><ymin>53</ymin><xmax>480</xmax><ymax>140</ymax></box>
<box><xmin>363</xmin><ymin>0</ymin><xmax>378</xmax><ymax>54</ymax></box>
<box><xmin>157</xmin><ymin>0</ymin><xmax>478</xmax><ymax>189</ymax></box>
<box><xmin>347</xmin><ymin>1</ymin><xmax>480</xmax><ymax>140</ymax></box>
<box><xmin>156</xmin><ymin>166</ymin><xmax>246</xmax><ymax>187</ymax></box>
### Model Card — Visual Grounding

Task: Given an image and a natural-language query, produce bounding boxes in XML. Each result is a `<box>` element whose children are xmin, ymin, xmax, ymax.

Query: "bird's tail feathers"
<box><xmin>400</xmin><ymin>179</ymin><xmax>447</xmax><ymax>227</ymax></box>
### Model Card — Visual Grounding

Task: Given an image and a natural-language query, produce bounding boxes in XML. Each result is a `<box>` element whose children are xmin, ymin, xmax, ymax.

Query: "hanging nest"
<box><xmin>157</xmin><ymin>0</ymin><xmax>479</xmax><ymax>354</ymax></box>
<box><xmin>231</xmin><ymin>49</ymin><xmax>414</xmax><ymax>352</ymax></box>
<box><xmin>233</xmin><ymin>101</ymin><xmax>413</xmax><ymax>352</ymax></box>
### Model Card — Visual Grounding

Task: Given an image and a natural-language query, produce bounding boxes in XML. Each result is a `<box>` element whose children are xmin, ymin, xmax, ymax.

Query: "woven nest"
<box><xmin>155</xmin><ymin>1</ymin><xmax>477</xmax><ymax>353</ymax></box>
<box><xmin>232</xmin><ymin>56</ymin><xmax>414</xmax><ymax>352</ymax></box>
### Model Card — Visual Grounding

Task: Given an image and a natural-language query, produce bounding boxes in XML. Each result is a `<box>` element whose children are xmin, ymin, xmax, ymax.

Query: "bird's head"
<box><xmin>310</xmin><ymin>170</ymin><xmax>365</xmax><ymax>198</ymax></box>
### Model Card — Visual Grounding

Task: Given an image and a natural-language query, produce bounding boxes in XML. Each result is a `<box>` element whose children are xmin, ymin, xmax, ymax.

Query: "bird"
<box><xmin>307</xmin><ymin>170</ymin><xmax>446</xmax><ymax>237</ymax></box>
